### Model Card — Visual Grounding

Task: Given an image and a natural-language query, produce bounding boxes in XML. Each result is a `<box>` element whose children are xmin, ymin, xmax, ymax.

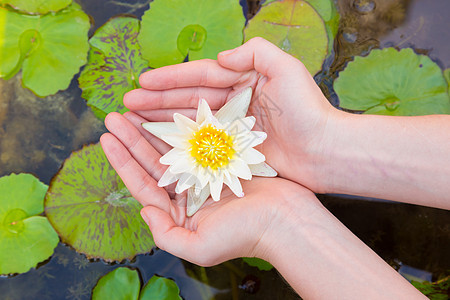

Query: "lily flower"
<box><xmin>142</xmin><ymin>87</ymin><xmax>277</xmax><ymax>216</ymax></box>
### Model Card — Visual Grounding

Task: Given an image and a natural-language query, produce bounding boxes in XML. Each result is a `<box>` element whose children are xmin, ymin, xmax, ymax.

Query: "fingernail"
<box><xmin>219</xmin><ymin>48</ymin><xmax>237</xmax><ymax>56</ymax></box>
<box><xmin>140</xmin><ymin>209</ymin><xmax>150</xmax><ymax>224</ymax></box>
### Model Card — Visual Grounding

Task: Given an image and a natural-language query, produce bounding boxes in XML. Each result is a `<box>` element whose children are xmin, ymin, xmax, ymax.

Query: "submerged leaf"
<box><xmin>0</xmin><ymin>3</ymin><xmax>90</xmax><ymax>97</ymax></box>
<box><xmin>0</xmin><ymin>0</ymin><xmax>72</xmax><ymax>14</ymax></box>
<box><xmin>92</xmin><ymin>267</ymin><xmax>140</xmax><ymax>300</ymax></box>
<box><xmin>79</xmin><ymin>16</ymin><xmax>149</xmax><ymax>119</ymax></box>
<box><xmin>138</xmin><ymin>0</ymin><xmax>245</xmax><ymax>68</ymax></box>
<box><xmin>45</xmin><ymin>143</ymin><xmax>155</xmax><ymax>262</ymax></box>
<box><xmin>334</xmin><ymin>48</ymin><xmax>450</xmax><ymax>115</ymax></box>
<box><xmin>0</xmin><ymin>173</ymin><xmax>58</xmax><ymax>275</ymax></box>
<box><xmin>245</xmin><ymin>0</ymin><xmax>329</xmax><ymax>75</ymax></box>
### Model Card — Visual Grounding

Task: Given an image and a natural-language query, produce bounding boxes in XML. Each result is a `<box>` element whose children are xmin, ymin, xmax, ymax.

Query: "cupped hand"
<box><xmin>100</xmin><ymin>112</ymin><xmax>317</xmax><ymax>266</ymax></box>
<box><xmin>123</xmin><ymin>37</ymin><xmax>337</xmax><ymax>193</ymax></box>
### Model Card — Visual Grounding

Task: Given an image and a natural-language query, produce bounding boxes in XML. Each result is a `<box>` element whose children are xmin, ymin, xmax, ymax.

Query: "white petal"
<box><xmin>158</xmin><ymin>168</ymin><xmax>180</xmax><ymax>187</ymax></box>
<box><xmin>169</xmin><ymin>158</ymin><xmax>194</xmax><ymax>174</ymax></box>
<box><xmin>223</xmin><ymin>173</ymin><xmax>244</xmax><ymax>197</ymax></box>
<box><xmin>142</xmin><ymin>122</ymin><xmax>179</xmax><ymax>139</ymax></box>
<box><xmin>160</xmin><ymin>148</ymin><xmax>185</xmax><ymax>165</ymax></box>
<box><xmin>173</xmin><ymin>113</ymin><xmax>199</xmax><ymax>134</ymax></box>
<box><xmin>235</xmin><ymin>131</ymin><xmax>267</xmax><ymax>150</ymax></box>
<box><xmin>187</xmin><ymin>186</ymin><xmax>211</xmax><ymax>217</ymax></box>
<box><xmin>209</xmin><ymin>173</ymin><xmax>224</xmax><ymax>202</ymax></box>
<box><xmin>175</xmin><ymin>173</ymin><xmax>197</xmax><ymax>194</ymax></box>
<box><xmin>249</xmin><ymin>162</ymin><xmax>277</xmax><ymax>177</ymax></box>
<box><xmin>196</xmin><ymin>99</ymin><xmax>214</xmax><ymax>124</ymax></box>
<box><xmin>226</xmin><ymin>116</ymin><xmax>256</xmax><ymax>137</ymax></box>
<box><xmin>195</xmin><ymin>166</ymin><xmax>211</xmax><ymax>189</ymax></box>
<box><xmin>239</xmin><ymin>148</ymin><xmax>266</xmax><ymax>164</ymax></box>
<box><xmin>161</xmin><ymin>133</ymin><xmax>189</xmax><ymax>148</ymax></box>
<box><xmin>215</xmin><ymin>87</ymin><xmax>252</xmax><ymax>123</ymax></box>
<box><xmin>228</xmin><ymin>158</ymin><xmax>252</xmax><ymax>180</ymax></box>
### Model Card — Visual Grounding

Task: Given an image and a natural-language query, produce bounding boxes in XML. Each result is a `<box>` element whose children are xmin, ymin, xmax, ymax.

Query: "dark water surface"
<box><xmin>0</xmin><ymin>0</ymin><xmax>449</xmax><ymax>299</ymax></box>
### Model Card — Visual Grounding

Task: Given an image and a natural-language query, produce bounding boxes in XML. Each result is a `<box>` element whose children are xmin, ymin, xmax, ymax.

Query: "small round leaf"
<box><xmin>0</xmin><ymin>173</ymin><xmax>59</xmax><ymax>275</ymax></box>
<box><xmin>138</xmin><ymin>0</ymin><xmax>245</xmax><ymax>68</ymax></box>
<box><xmin>334</xmin><ymin>48</ymin><xmax>450</xmax><ymax>115</ymax></box>
<box><xmin>92</xmin><ymin>267</ymin><xmax>140</xmax><ymax>300</ymax></box>
<box><xmin>45</xmin><ymin>143</ymin><xmax>155</xmax><ymax>262</ymax></box>
<box><xmin>242</xmin><ymin>257</ymin><xmax>273</xmax><ymax>271</ymax></box>
<box><xmin>245</xmin><ymin>0</ymin><xmax>329</xmax><ymax>75</ymax></box>
<box><xmin>139</xmin><ymin>275</ymin><xmax>182</xmax><ymax>300</ymax></box>
<box><xmin>79</xmin><ymin>16</ymin><xmax>149</xmax><ymax>119</ymax></box>
<box><xmin>0</xmin><ymin>3</ymin><xmax>90</xmax><ymax>97</ymax></box>
<box><xmin>0</xmin><ymin>0</ymin><xmax>72</xmax><ymax>15</ymax></box>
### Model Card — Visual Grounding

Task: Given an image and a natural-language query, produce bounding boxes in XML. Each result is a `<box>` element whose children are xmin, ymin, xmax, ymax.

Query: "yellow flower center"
<box><xmin>189</xmin><ymin>124</ymin><xmax>235</xmax><ymax>170</ymax></box>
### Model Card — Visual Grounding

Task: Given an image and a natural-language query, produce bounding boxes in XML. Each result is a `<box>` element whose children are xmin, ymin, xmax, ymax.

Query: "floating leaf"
<box><xmin>334</xmin><ymin>48</ymin><xmax>450</xmax><ymax>115</ymax></box>
<box><xmin>45</xmin><ymin>143</ymin><xmax>155</xmax><ymax>262</ymax></box>
<box><xmin>79</xmin><ymin>16</ymin><xmax>149</xmax><ymax>119</ymax></box>
<box><xmin>92</xmin><ymin>268</ymin><xmax>182</xmax><ymax>300</ymax></box>
<box><xmin>444</xmin><ymin>69</ymin><xmax>450</xmax><ymax>90</ymax></box>
<box><xmin>243</xmin><ymin>257</ymin><xmax>273</xmax><ymax>271</ymax></box>
<box><xmin>245</xmin><ymin>0</ymin><xmax>328</xmax><ymax>75</ymax></box>
<box><xmin>138</xmin><ymin>0</ymin><xmax>245</xmax><ymax>68</ymax></box>
<box><xmin>140</xmin><ymin>275</ymin><xmax>182</xmax><ymax>300</ymax></box>
<box><xmin>0</xmin><ymin>173</ymin><xmax>58</xmax><ymax>275</ymax></box>
<box><xmin>0</xmin><ymin>0</ymin><xmax>72</xmax><ymax>15</ymax></box>
<box><xmin>92</xmin><ymin>267</ymin><xmax>140</xmax><ymax>300</ymax></box>
<box><xmin>0</xmin><ymin>3</ymin><xmax>90</xmax><ymax>97</ymax></box>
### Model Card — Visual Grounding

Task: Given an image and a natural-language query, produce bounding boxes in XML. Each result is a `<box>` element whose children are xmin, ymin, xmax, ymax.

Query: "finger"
<box><xmin>134</xmin><ymin>108</ymin><xmax>217</xmax><ymax>122</ymax></box>
<box><xmin>218</xmin><ymin>37</ymin><xmax>305</xmax><ymax>78</ymax></box>
<box><xmin>123</xmin><ymin>111</ymin><xmax>171</xmax><ymax>155</ymax></box>
<box><xmin>124</xmin><ymin>86</ymin><xmax>231</xmax><ymax>111</ymax></box>
<box><xmin>139</xmin><ymin>59</ymin><xmax>244</xmax><ymax>90</ymax></box>
<box><xmin>100</xmin><ymin>133</ymin><xmax>171</xmax><ymax>213</ymax></box>
<box><xmin>104</xmin><ymin>112</ymin><xmax>165</xmax><ymax>180</ymax></box>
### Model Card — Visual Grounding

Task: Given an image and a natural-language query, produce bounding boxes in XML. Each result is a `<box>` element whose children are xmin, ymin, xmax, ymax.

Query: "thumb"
<box><xmin>217</xmin><ymin>37</ymin><xmax>304</xmax><ymax>78</ymax></box>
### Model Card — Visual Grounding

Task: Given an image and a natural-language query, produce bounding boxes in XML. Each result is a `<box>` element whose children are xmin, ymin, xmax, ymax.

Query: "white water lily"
<box><xmin>142</xmin><ymin>87</ymin><xmax>277</xmax><ymax>216</ymax></box>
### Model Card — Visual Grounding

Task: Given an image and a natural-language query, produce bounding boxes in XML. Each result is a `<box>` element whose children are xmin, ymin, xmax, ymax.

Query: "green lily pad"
<box><xmin>0</xmin><ymin>0</ymin><xmax>72</xmax><ymax>15</ymax></box>
<box><xmin>334</xmin><ymin>48</ymin><xmax>450</xmax><ymax>115</ymax></box>
<box><xmin>92</xmin><ymin>267</ymin><xmax>140</xmax><ymax>300</ymax></box>
<box><xmin>92</xmin><ymin>267</ymin><xmax>182</xmax><ymax>300</ymax></box>
<box><xmin>44</xmin><ymin>143</ymin><xmax>155</xmax><ymax>262</ymax></box>
<box><xmin>140</xmin><ymin>275</ymin><xmax>182</xmax><ymax>300</ymax></box>
<box><xmin>138</xmin><ymin>0</ymin><xmax>245</xmax><ymax>68</ymax></box>
<box><xmin>263</xmin><ymin>0</ymin><xmax>339</xmax><ymax>54</ymax></box>
<box><xmin>444</xmin><ymin>69</ymin><xmax>450</xmax><ymax>87</ymax></box>
<box><xmin>245</xmin><ymin>0</ymin><xmax>329</xmax><ymax>75</ymax></box>
<box><xmin>79</xmin><ymin>16</ymin><xmax>149</xmax><ymax>119</ymax></box>
<box><xmin>243</xmin><ymin>257</ymin><xmax>273</xmax><ymax>271</ymax></box>
<box><xmin>0</xmin><ymin>173</ymin><xmax>59</xmax><ymax>275</ymax></box>
<box><xmin>0</xmin><ymin>3</ymin><xmax>90</xmax><ymax>97</ymax></box>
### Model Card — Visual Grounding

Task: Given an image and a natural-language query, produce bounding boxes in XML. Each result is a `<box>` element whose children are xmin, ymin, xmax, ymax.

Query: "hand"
<box><xmin>100</xmin><ymin>112</ymin><xmax>316</xmax><ymax>266</ymax></box>
<box><xmin>123</xmin><ymin>37</ymin><xmax>337</xmax><ymax>193</ymax></box>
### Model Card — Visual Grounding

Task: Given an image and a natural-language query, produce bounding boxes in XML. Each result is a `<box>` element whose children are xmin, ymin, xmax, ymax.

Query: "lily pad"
<box><xmin>0</xmin><ymin>0</ymin><xmax>72</xmax><ymax>15</ymax></box>
<box><xmin>0</xmin><ymin>3</ymin><xmax>90</xmax><ymax>97</ymax></box>
<box><xmin>44</xmin><ymin>143</ymin><xmax>155</xmax><ymax>262</ymax></box>
<box><xmin>245</xmin><ymin>0</ymin><xmax>329</xmax><ymax>75</ymax></box>
<box><xmin>0</xmin><ymin>173</ymin><xmax>59</xmax><ymax>275</ymax></box>
<box><xmin>138</xmin><ymin>0</ymin><xmax>245</xmax><ymax>68</ymax></box>
<box><xmin>243</xmin><ymin>257</ymin><xmax>273</xmax><ymax>271</ymax></box>
<box><xmin>92</xmin><ymin>267</ymin><xmax>182</xmax><ymax>300</ymax></box>
<box><xmin>444</xmin><ymin>69</ymin><xmax>450</xmax><ymax>87</ymax></box>
<box><xmin>79</xmin><ymin>16</ymin><xmax>149</xmax><ymax>119</ymax></box>
<box><xmin>334</xmin><ymin>48</ymin><xmax>450</xmax><ymax>115</ymax></box>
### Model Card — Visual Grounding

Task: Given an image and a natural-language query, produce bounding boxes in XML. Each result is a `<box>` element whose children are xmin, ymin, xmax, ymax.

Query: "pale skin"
<box><xmin>101</xmin><ymin>37</ymin><xmax>449</xmax><ymax>298</ymax></box>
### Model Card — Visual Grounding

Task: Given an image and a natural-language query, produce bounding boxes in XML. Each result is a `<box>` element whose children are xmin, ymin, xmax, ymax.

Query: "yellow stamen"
<box><xmin>189</xmin><ymin>124</ymin><xmax>234</xmax><ymax>170</ymax></box>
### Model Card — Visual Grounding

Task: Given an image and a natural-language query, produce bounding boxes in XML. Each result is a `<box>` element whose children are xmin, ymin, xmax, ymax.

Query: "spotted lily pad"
<box><xmin>0</xmin><ymin>0</ymin><xmax>72</xmax><ymax>14</ymax></box>
<box><xmin>0</xmin><ymin>3</ymin><xmax>90</xmax><ymax>97</ymax></box>
<box><xmin>334</xmin><ymin>48</ymin><xmax>450</xmax><ymax>115</ymax></box>
<box><xmin>245</xmin><ymin>0</ymin><xmax>329</xmax><ymax>75</ymax></box>
<box><xmin>92</xmin><ymin>267</ymin><xmax>182</xmax><ymax>300</ymax></box>
<box><xmin>243</xmin><ymin>257</ymin><xmax>273</xmax><ymax>271</ymax></box>
<box><xmin>138</xmin><ymin>0</ymin><xmax>245</xmax><ymax>68</ymax></box>
<box><xmin>0</xmin><ymin>173</ymin><xmax>59</xmax><ymax>275</ymax></box>
<box><xmin>44</xmin><ymin>143</ymin><xmax>155</xmax><ymax>262</ymax></box>
<box><xmin>79</xmin><ymin>16</ymin><xmax>149</xmax><ymax>119</ymax></box>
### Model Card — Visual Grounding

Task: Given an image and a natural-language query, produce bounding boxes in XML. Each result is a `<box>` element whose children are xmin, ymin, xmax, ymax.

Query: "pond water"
<box><xmin>0</xmin><ymin>0</ymin><xmax>449</xmax><ymax>299</ymax></box>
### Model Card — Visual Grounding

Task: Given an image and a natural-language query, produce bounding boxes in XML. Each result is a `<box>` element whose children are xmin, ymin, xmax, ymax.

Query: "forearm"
<box><xmin>319</xmin><ymin>112</ymin><xmax>450</xmax><ymax>209</ymax></box>
<box><xmin>260</xmin><ymin>194</ymin><xmax>424</xmax><ymax>299</ymax></box>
